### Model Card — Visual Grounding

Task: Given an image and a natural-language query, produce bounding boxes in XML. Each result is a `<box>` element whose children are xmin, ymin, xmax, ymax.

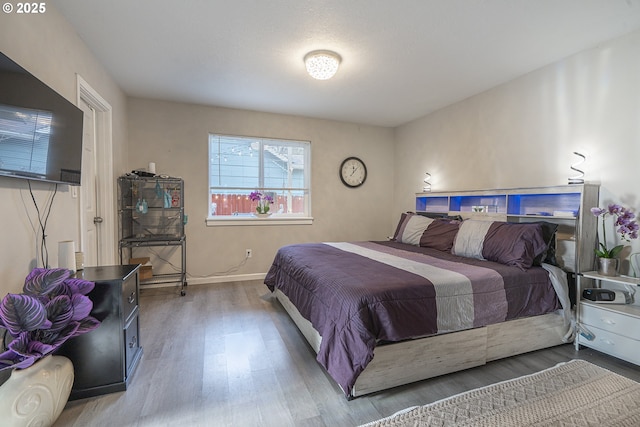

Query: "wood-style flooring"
<box><xmin>54</xmin><ymin>280</ymin><xmax>640</xmax><ymax>427</ymax></box>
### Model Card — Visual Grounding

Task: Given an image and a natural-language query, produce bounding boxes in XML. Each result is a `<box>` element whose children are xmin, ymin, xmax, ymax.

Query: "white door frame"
<box><xmin>76</xmin><ymin>74</ymin><xmax>116</xmax><ymax>265</ymax></box>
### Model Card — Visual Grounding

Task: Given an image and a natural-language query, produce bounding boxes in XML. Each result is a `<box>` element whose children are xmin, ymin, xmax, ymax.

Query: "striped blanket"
<box><xmin>264</xmin><ymin>241</ymin><xmax>564</xmax><ymax>396</ymax></box>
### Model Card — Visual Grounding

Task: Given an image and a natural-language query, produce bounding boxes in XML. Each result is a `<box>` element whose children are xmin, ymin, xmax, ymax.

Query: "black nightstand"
<box><xmin>57</xmin><ymin>265</ymin><xmax>143</xmax><ymax>400</ymax></box>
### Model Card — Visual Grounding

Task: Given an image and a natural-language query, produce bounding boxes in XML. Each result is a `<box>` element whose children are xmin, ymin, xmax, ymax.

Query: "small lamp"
<box><xmin>568</xmin><ymin>152</ymin><xmax>586</xmax><ymax>184</ymax></box>
<box><xmin>422</xmin><ymin>173</ymin><xmax>431</xmax><ymax>192</ymax></box>
<box><xmin>304</xmin><ymin>50</ymin><xmax>341</xmax><ymax>80</ymax></box>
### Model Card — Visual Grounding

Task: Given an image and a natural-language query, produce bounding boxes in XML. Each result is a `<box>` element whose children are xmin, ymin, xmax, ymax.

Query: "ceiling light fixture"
<box><xmin>304</xmin><ymin>50</ymin><xmax>341</xmax><ymax>80</ymax></box>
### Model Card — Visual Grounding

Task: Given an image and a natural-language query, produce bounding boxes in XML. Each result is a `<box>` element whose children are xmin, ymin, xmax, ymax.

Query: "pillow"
<box><xmin>452</xmin><ymin>220</ymin><xmax>494</xmax><ymax>260</ymax></box>
<box><xmin>531</xmin><ymin>221</ymin><xmax>559</xmax><ymax>266</ymax></box>
<box><xmin>392</xmin><ymin>212</ymin><xmax>411</xmax><ymax>241</ymax></box>
<box><xmin>482</xmin><ymin>222</ymin><xmax>548</xmax><ymax>270</ymax></box>
<box><xmin>453</xmin><ymin>220</ymin><xmax>548</xmax><ymax>270</ymax></box>
<box><xmin>420</xmin><ymin>218</ymin><xmax>461</xmax><ymax>252</ymax></box>
<box><xmin>416</xmin><ymin>212</ymin><xmax>464</xmax><ymax>221</ymax></box>
<box><xmin>392</xmin><ymin>212</ymin><xmax>434</xmax><ymax>245</ymax></box>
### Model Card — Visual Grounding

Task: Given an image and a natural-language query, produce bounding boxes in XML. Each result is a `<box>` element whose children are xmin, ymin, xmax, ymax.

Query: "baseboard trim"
<box><xmin>187</xmin><ymin>273</ymin><xmax>267</xmax><ymax>286</ymax></box>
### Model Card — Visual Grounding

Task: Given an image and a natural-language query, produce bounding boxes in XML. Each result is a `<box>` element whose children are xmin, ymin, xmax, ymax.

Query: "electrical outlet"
<box><xmin>245</xmin><ymin>249</ymin><xmax>252</xmax><ymax>258</ymax></box>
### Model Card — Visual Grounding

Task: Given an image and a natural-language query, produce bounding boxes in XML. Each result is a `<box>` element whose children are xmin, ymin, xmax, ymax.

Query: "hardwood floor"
<box><xmin>54</xmin><ymin>280</ymin><xmax>640</xmax><ymax>427</ymax></box>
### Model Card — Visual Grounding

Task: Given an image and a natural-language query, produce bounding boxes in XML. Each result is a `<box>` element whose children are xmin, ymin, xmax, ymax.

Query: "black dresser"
<box><xmin>57</xmin><ymin>265</ymin><xmax>143</xmax><ymax>400</ymax></box>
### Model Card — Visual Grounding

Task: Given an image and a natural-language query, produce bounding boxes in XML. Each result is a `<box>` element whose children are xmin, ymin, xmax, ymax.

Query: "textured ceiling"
<box><xmin>52</xmin><ymin>0</ymin><xmax>640</xmax><ymax>127</ymax></box>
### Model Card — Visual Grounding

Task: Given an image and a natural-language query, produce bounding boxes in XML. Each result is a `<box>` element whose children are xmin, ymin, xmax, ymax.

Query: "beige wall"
<box><xmin>127</xmin><ymin>98</ymin><xmax>395</xmax><ymax>281</ymax></box>
<box><xmin>394</xmin><ymin>30</ymin><xmax>640</xmax><ymax>274</ymax></box>
<box><xmin>3</xmin><ymin>7</ymin><xmax>640</xmax><ymax>290</ymax></box>
<box><xmin>0</xmin><ymin>6</ymin><xmax>128</xmax><ymax>294</ymax></box>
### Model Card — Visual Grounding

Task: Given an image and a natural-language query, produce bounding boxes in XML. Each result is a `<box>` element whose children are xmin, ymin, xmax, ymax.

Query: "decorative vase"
<box><xmin>0</xmin><ymin>355</ymin><xmax>74</xmax><ymax>427</ymax></box>
<box><xmin>597</xmin><ymin>257</ymin><xmax>619</xmax><ymax>277</ymax></box>
<box><xmin>254</xmin><ymin>212</ymin><xmax>272</xmax><ymax>218</ymax></box>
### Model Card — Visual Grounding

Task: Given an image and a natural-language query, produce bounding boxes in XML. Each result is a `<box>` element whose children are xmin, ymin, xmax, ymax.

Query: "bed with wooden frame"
<box><xmin>265</xmin><ymin>185</ymin><xmax>599</xmax><ymax>399</ymax></box>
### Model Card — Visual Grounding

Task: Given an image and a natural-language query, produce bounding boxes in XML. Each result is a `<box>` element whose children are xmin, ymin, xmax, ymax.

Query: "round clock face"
<box><xmin>340</xmin><ymin>157</ymin><xmax>367</xmax><ymax>188</ymax></box>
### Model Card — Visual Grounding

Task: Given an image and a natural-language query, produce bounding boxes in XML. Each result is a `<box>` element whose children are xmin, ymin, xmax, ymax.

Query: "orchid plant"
<box><xmin>591</xmin><ymin>204</ymin><xmax>639</xmax><ymax>259</ymax></box>
<box><xmin>0</xmin><ymin>268</ymin><xmax>100</xmax><ymax>372</ymax></box>
<box><xmin>249</xmin><ymin>191</ymin><xmax>274</xmax><ymax>214</ymax></box>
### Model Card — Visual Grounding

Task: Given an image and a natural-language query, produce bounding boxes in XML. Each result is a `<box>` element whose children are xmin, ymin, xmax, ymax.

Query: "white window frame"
<box><xmin>206</xmin><ymin>133</ymin><xmax>313</xmax><ymax>226</ymax></box>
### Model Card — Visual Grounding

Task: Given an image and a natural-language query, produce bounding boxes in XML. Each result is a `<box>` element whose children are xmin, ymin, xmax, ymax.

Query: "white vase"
<box><xmin>0</xmin><ymin>355</ymin><xmax>74</xmax><ymax>427</ymax></box>
<box><xmin>254</xmin><ymin>212</ymin><xmax>272</xmax><ymax>218</ymax></box>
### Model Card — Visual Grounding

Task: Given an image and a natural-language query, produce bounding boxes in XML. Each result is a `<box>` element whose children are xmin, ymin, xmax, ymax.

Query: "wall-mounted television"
<box><xmin>0</xmin><ymin>51</ymin><xmax>83</xmax><ymax>186</ymax></box>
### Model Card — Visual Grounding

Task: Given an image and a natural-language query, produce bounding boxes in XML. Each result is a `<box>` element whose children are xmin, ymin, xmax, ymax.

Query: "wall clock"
<box><xmin>339</xmin><ymin>156</ymin><xmax>367</xmax><ymax>188</ymax></box>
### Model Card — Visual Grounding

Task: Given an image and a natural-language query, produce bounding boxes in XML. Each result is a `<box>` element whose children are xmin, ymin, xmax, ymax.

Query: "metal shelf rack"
<box><xmin>118</xmin><ymin>175</ymin><xmax>187</xmax><ymax>296</ymax></box>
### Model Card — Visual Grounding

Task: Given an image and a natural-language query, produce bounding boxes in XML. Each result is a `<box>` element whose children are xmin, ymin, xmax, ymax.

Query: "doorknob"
<box><xmin>93</xmin><ymin>216</ymin><xmax>103</xmax><ymax>224</ymax></box>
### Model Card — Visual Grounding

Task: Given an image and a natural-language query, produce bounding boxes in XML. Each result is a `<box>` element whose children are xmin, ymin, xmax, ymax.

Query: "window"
<box><xmin>208</xmin><ymin>134</ymin><xmax>311</xmax><ymax>221</ymax></box>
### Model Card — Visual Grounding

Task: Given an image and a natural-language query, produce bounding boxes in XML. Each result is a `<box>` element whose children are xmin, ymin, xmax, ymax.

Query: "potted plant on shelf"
<box><xmin>0</xmin><ymin>268</ymin><xmax>100</xmax><ymax>427</ymax></box>
<box><xmin>591</xmin><ymin>204</ymin><xmax>639</xmax><ymax>276</ymax></box>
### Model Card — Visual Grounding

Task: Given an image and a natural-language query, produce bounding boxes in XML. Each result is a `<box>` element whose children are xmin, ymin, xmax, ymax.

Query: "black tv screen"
<box><xmin>0</xmin><ymin>52</ymin><xmax>83</xmax><ymax>185</ymax></box>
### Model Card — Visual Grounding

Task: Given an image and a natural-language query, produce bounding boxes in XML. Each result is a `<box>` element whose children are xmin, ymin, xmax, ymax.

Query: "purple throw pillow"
<box><xmin>419</xmin><ymin>219</ymin><xmax>461</xmax><ymax>252</ymax></box>
<box><xmin>482</xmin><ymin>222</ymin><xmax>547</xmax><ymax>270</ymax></box>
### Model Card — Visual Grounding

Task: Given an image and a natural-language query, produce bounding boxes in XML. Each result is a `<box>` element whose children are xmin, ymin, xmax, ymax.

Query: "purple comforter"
<box><xmin>264</xmin><ymin>241</ymin><xmax>560</xmax><ymax>396</ymax></box>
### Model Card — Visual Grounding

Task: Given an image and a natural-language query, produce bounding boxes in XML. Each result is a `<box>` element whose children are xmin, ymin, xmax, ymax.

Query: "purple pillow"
<box><xmin>482</xmin><ymin>222</ymin><xmax>547</xmax><ymax>270</ymax></box>
<box><xmin>419</xmin><ymin>219</ymin><xmax>461</xmax><ymax>252</ymax></box>
<box><xmin>392</xmin><ymin>212</ymin><xmax>411</xmax><ymax>241</ymax></box>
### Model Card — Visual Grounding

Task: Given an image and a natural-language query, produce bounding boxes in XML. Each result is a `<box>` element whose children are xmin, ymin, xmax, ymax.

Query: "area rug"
<box><xmin>360</xmin><ymin>359</ymin><xmax>640</xmax><ymax>426</ymax></box>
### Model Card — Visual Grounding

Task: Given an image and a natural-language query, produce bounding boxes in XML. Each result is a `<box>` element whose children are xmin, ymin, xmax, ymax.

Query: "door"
<box><xmin>79</xmin><ymin>98</ymin><xmax>99</xmax><ymax>266</ymax></box>
<box><xmin>76</xmin><ymin>75</ymin><xmax>116</xmax><ymax>266</ymax></box>
<box><xmin>76</xmin><ymin>75</ymin><xmax>118</xmax><ymax>266</ymax></box>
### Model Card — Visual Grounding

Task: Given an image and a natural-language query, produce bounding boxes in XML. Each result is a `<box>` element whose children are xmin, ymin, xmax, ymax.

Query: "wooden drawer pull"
<box><xmin>600</xmin><ymin>318</ymin><xmax>616</xmax><ymax>325</ymax></box>
<box><xmin>599</xmin><ymin>338</ymin><xmax>615</xmax><ymax>346</ymax></box>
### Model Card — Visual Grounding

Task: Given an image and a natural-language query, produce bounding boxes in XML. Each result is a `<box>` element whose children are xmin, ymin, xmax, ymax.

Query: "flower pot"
<box><xmin>0</xmin><ymin>355</ymin><xmax>74</xmax><ymax>427</ymax></box>
<box><xmin>597</xmin><ymin>257</ymin><xmax>619</xmax><ymax>277</ymax></box>
<box><xmin>254</xmin><ymin>212</ymin><xmax>272</xmax><ymax>218</ymax></box>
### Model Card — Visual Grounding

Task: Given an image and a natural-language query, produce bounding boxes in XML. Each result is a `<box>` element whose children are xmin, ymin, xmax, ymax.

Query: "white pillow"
<box><xmin>399</xmin><ymin>215</ymin><xmax>434</xmax><ymax>246</ymax></box>
<box><xmin>452</xmin><ymin>220</ymin><xmax>494</xmax><ymax>259</ymax></box>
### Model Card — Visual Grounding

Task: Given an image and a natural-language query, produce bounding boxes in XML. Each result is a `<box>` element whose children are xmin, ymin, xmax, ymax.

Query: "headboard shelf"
<box><xmin>416</xmin><ymin>196</ymin><xmax>449</xmax><ymax>213</ymax></box>
<box><xmin>450</xmin><ymin>194</ymin><xmax>506</xmax><ymax>213</ymax></box>
<box><xmin>416</xmin><ymin>184</ymin><xmax>600</xmax><ymax>274</ymax></box>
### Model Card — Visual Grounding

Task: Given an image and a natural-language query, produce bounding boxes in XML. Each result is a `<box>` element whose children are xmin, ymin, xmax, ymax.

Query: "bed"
<box><xmin>264</xmin><ymin>212</ymin><xmax>576</xmax><ymax>398</ymax></box>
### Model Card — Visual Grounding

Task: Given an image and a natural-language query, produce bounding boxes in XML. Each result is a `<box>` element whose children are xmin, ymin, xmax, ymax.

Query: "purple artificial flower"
<box><xmin>591</xmin><ymin>204</ymin><xmax>639</xmax><ymax>258</ymax></box>
<box><xmin>0</xmin><ymin>268</ymin><xmax>100</xmax><ymax>372</ymax></box>
<box><xmin>608</xmin><ymin>204</ymin><xmax>623</xmax><ymax>215</ymax></box>
<box><xmin>249</xmin><ymin>190</ymin><xmax>274</xmax><ymax>214</ymax></box>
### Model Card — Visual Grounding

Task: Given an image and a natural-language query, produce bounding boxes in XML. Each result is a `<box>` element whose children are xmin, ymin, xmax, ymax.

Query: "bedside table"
<box><xmin>575</xmin><ymin>271</ymin><xmax>640</xmax><ymax>365</ymax></box>
<box><xmin>56</xmin><ymin>265</ymin><xmax>143</xmax><ymax>400</ymax></box>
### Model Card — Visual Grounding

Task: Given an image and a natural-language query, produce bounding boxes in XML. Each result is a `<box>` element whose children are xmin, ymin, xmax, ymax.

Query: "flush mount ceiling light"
<box><xmin>304</xmin><ymin>50</ymin><xmax>341</xmax><ymax>80</ymax></box>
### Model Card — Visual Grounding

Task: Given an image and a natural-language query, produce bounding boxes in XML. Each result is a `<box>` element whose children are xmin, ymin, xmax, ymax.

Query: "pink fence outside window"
<box><xmin>210</xmin><ymin>193</ymin><xmax>305</xmax><ymax>216</ymax></box>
